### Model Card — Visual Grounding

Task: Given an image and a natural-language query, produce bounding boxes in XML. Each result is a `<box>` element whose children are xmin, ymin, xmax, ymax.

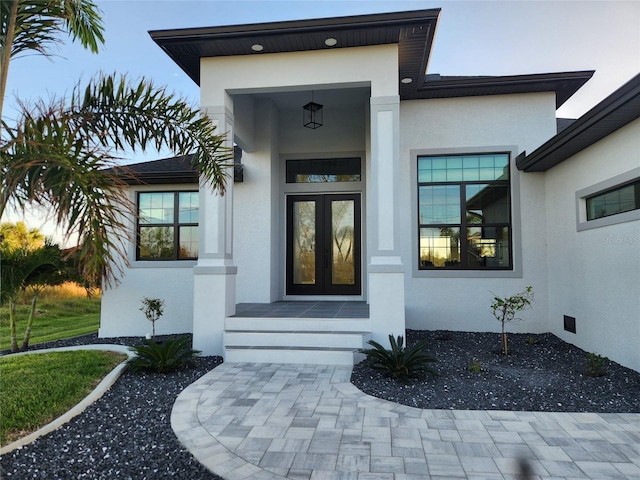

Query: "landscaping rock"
<box><xmin>351</xmin><ymin>330</ymin><xmax>640</xmax><ymax>413</ymax></box>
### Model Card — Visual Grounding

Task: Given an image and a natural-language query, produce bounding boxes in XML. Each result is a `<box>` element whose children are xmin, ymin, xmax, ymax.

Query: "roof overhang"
<box><xmin>149</xmin><ymin>9</ymin><xmax>440</xmax><ymax>99</ymax></box>
<box><xmin>517</xmin><ymin>73</ymin><xmax>640</xmax><ymax>172</ymax></box>
<box><xmin>416</xmin><ymin>71</ymin><xmax>594</xmax><ymax>108</ymax></box>
<box><xmin>113</xmin><ymin>156</ymin><xmax>198</xmax><ymax>185</ymax></box>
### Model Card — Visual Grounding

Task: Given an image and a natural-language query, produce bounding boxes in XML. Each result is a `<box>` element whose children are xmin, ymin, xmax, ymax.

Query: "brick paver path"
<box><xmin>171</xmin><ymin>363</ymin><xmax>640</xmax><ymax>479</ymax></box>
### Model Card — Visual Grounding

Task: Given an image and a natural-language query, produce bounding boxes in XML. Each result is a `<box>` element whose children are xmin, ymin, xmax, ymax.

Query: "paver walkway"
<box><xmin>171</xmin><ymin>363</ymin><xmax>640</xmax><ymax>480</ymax></box>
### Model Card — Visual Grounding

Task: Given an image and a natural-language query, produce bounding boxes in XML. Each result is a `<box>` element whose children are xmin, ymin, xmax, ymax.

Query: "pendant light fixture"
<box><xmin>303</xmin><ymin>91</ymin><xmax>323</xmax><ymax>129</ymax></box>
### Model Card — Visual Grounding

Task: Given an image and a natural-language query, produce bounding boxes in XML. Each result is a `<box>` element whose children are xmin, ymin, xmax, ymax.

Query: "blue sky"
<box><xmin>3</xmin><ymin>0</ymin><xmax>640</xmax><ymax>239</ymax></box>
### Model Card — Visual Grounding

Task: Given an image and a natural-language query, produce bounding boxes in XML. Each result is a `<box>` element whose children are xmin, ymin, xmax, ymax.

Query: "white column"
<box><xmin>368</xmin><ymin>95</ymin><xmax>405</xmax><ymax>344</ymax></box>
<box><xmin>192</xmin><ymin>103</ymin><xmax>237</xmax><ymax>356</ymax></box>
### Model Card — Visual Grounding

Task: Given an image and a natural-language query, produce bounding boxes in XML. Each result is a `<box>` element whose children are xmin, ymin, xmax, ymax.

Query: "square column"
<box><xmin>193</xmin><ymin>104</ymin><xmax>237</xmax><ymax>356</ymax></box>
<box><xmin>368</xmin><ymin>96</ymin><xmax>406</xmax><ymax>344</ymax></box>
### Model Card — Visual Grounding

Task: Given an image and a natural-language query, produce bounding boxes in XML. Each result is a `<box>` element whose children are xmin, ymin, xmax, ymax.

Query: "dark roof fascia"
<box><xmin>517</xmin><ymin>73</ymin><xmax>640</xmax><ymax>172</ymax></box>
<box><xmin>150</xmin><ymin>9</ymin><xmax>441</xmax><ymax>40</ymax></box>
<box><xmin>121</xmin><ymin>172</ymin><xmax>198</xmax><ymax>185</ymax></box>
<box><xmin>150</xmin><ymin>9</ymin><xmax>440</xmax><ymax>87</ymax></box>
<box><xmin>414</xmin><ymin>71</ymin><xmax>595</xmax><ymax>108</ymax></box>
<box><xmin>110</xmin><ymin>155</ymin><xmax>198</xmax><ymax>185</ymax></box>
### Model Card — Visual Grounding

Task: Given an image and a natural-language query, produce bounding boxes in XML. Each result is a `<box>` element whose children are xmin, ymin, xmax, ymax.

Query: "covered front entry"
<box><xmin>286</xmin><ymin>193</ymin><xmax>361</xmax><ymax>295</ymax></box>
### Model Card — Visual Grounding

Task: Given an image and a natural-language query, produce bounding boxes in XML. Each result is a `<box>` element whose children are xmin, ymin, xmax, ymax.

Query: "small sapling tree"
<box><xmin>490</xmin><ymin>286</ymin><xmax>534</xmax><ymax>355</ymax></box>
<box><xmin>140</xmin><ymin>297</ymin><xmax>165</xmax><ymax>339</ymax></box>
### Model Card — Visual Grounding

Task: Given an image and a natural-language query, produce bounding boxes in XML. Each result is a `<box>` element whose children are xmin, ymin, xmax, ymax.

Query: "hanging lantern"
<box><xmin>303</xmin><ymin>92</ymin><xmax>323</xmax><ymax>129</ymax></box>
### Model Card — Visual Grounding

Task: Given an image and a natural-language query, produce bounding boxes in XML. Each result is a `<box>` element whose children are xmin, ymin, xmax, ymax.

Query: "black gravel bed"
<box><xmin>0</xmin><ymin>334</ymin><xmax>224</xmax><ymax>480</ymax></box>
<box><xmin>351</xmin><ymin>330</ymin><xmax>640</xmax><ymax>413</ymax></box>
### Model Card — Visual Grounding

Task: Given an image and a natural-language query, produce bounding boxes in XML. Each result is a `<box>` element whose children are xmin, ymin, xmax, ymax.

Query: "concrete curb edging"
<box><xmin>0</xmin><ymin>345</ymin><xmax>134</xmax><ymax>455</ymax></box>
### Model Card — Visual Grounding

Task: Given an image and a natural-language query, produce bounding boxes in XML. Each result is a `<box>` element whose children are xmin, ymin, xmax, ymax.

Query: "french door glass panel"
<box><xmin>331</xmin><ymin>200</ymin><xmax>355</xmax><ymax>285</ymax></box>
<box><xmin>292</xmin><ymin>201</ymin><xmax>316</xmax><ymax>285</ymax></box>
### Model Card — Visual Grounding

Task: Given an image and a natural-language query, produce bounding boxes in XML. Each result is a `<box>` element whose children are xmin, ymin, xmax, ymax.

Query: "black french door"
<box><xmin>286</xmin><ymin>194</ymin><xmax>361</xmax><ymax>295</ymax></box>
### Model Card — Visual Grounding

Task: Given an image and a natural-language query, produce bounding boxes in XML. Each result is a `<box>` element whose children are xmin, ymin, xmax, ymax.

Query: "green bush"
<box><xmin>359</xmin><ymin>334</ymin><xmax>436</xmax><ymax>384</ymax></box>
<box><xmin>585</xmin><ymin>352</ymin><xmax>608</xmax><ymax>377</ymax></box>
<box><xmin>128</xmin><ymin>336</ymin><xmax>200</xmax><ymax>373</ymax></box>
<box><xmin>467</xmin><ymin>358</ymin><xmax>482</xmax><ymax>373</ymax></box>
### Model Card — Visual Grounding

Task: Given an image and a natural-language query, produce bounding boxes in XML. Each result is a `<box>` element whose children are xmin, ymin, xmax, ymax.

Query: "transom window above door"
<box><xmin>286</xmin><ymin>158</ymin><xmax>361</xmax><ymax>183</ymax></box>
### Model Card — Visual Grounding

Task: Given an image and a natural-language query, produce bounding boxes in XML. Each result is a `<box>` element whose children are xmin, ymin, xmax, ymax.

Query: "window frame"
<box><xmin>417</xmin><ymin>153</ymin><xmax>512</xmax><ymax>271</ymax></box>
<box><xmin>411</xmin><ymin>146</ymin><xmax>523</xmax><ymax>279</ymax></box>
<box><xmin>136</xmin><ymin>190</ymin><xmax>199</xmax><ymax>261</ymax></box>
<box><xmin>576</xmin><ymin>167</ymin><xmax>640</xmax><ymax>231</ymax></box>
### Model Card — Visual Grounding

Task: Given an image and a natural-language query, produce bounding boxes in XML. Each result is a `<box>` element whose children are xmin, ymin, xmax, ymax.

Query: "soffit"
<box><xmin>150</xmin><ymin>9</ymin><xmax>440</xmax><ymax>98</ymax></box>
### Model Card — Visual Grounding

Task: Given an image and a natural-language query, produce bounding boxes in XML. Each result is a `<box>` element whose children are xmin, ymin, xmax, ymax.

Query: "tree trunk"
<box><xmin>9</xmin><ymin>300</ymin><xmax>18</xmax><ymax>353</ymax></box>
<box><xmin>501</xmin><ymin>310</ymin><xmax>508</xmax><ymax>355</ymax></box>
<box><xmin>0</xmin><ymin>0</ymin><xmax>20</xmax><ymax>121</ymax></box>
<box><xmin>20</xmin><ymin>290</ymin><xmax>39</xmax><ymax>351</ymax></box>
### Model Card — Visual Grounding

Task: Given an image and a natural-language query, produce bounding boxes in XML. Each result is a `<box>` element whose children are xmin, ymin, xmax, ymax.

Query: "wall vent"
<box><xmin>564</xmin><ymin>315</ymin><xmax>576</xmax><ymax>334</ymax></box>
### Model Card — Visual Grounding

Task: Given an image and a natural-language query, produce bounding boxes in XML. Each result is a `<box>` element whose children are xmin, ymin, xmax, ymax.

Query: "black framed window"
<box><xmin>586</xmin><ymin>179</ymin><xmax>640</xmax><ymax>220</ymax></box>
<box><xmin>417</xmin><ymin>153</ymin><xmax>512</xmax><ymax>269</ymax></box>
<box><xmin>137</xmin><ymin>191</ymin><xmax>199</xmax><ymax>260</ymax></box>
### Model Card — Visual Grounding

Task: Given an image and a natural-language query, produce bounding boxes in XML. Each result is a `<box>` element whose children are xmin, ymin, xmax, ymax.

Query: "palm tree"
<box><xmin>1</xmin><ymin>1</ymin><xmax>232</xmax><ymax>287</ymax></box>
<box><xmin>0</xmin><ymin>220</ymin><xmax>45</xmax><ymax>251</ymax></box>
<box><xmin>0</xmin><ymin>240</ymin><xmax>63</xmax><ymax>352</ymax></box>
<box><xmin>0</xmin><ymin>0</ymin><xmax>105</xmax><ymax>119</ymax></box>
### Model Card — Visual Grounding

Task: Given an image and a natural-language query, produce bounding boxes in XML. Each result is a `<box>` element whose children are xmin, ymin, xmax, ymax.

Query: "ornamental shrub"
<box><xmin>490</xmin><ymin>286</ymin><xmax>534</xmax><ymax>355</ymax></box>
<box><xmin>359</xmin><ymin>334</ymin><xmax>436</xmax><ymax>384</ymax></box>
<box><xmin>139</xmin><ymin>297</ymin><xmax>164</xmax><ymax>338</ymax></box>
<box><xmin>128</xmin><ymin>336</ymin><xmax>200</xmax><ymax>373</ymax></box>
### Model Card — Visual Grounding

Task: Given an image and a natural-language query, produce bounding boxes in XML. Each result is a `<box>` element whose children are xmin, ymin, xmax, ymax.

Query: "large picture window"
<box><xmin>418</xmin><ymin>153</ymin><xmax>512</xmax><ymax>269</ymax></box>
<box><xmin>137</xmin><ymin>191</ymin><xmax>199</xmax><ymax>260</ymax></box>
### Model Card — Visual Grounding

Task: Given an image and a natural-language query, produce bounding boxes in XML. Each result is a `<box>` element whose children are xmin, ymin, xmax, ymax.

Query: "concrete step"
<box><xmin>225</xmin><ymin>317</ymin><xmax>371</xmax><ymax>332</ymax></box>
<box><xmin>224</xmin><ymin>346</ymin><xmax>366</xmax><ymax>365</ymax></box>
<box><xmin>224</xmin><ymin>331</ymin><xmax>371</xmax><ymax>349</ymax></box>
<box><xmin>223</xmin><ymin>316</ymin><xmax>371</xmax><ymax>365</ymax></box>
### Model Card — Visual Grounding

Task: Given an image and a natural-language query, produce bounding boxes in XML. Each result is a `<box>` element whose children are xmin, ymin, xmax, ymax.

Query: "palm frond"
<box><xmin>1</xmin><ymin>73</ymin><xmax>231</xmax><ymax>287</ymax></box>
<box><xmin>2</xmin><ymin>0</ymin><xmax>104</xmax><ymax>59</ymax></box>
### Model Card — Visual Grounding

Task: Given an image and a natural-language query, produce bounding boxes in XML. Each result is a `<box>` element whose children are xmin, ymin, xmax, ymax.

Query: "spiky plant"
<box><xmin>128</xmin><ymin>336</ymin><xmax>200</xmax><ymax>373</ymax></box>
<box><xmin>359</xmin><ymin>334</ymin><xmax>437</xmax><ymax>384</ymax></box>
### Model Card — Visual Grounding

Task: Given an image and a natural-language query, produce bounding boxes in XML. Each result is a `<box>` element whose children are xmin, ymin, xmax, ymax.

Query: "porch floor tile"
<box><xmin>171</xmin><ymin>363</ymin><xmax>640</xmax><ymax>479</ymax></box>
<box><xmin>233</xmin><ymin>302</ymin><xmax>369</xmax><ymax>318</ymax></box>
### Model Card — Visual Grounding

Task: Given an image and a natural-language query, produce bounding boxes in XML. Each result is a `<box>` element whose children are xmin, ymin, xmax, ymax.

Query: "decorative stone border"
<box><xmin>0</xmin><ymin>345</ymin><xmax>134</xmax><ymax>455</ymax></box>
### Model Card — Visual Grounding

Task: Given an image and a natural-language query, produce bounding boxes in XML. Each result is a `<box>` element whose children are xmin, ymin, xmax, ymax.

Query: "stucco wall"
<box><xmin>200</xmin><ymin>44</ymin><xmax>398</xmax><ymax>105</ymax></box>
<box><xmin>398</xmin><ymin>93</ymin><xmax>557</xmax><ymax>334</ymax></box>
<box><xmin>99</xmin><ymin>185</ymin><xmax>197</xmax><ymax>338</ymax></box>
<box><xmin>544</xmin><ymin>118</ymin><xmax>640</xmax><ymax>371</ymax></box>
<box><xmin>234</xmin><ymin>98</ymin><xmax>280</xmax><ymax>303</ymax></box>
<box><xmin>100</xmin><ymin>267</ymin><xmax>195</xmax><ymax>338</ymax></box>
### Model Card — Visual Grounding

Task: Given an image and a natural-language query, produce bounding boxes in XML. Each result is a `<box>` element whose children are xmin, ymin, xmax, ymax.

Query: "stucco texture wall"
<box><xmin>100</xmin><ymin>266</ymin><xmax>195</xmax><ymax>338</ymax></box>
<box><xmin>398</xmin><ymin>93</ymin><xmax>557</xmax><ymax>335</ymax></box>
<box><xmin>544</xmin><ymin>118</ymin><xmax>640</xmax><ymax>371</ymax></box>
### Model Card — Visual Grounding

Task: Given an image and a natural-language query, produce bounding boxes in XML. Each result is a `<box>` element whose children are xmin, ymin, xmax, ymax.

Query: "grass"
<box><xmin>0</xmin><ymin>350</ymin><xmax>127</xmax><ymax>445</ymax></box>
<box><xmin>0</xmin><ymin>282</ymin><xmax>101</xmax><ymax>351</ymax></box>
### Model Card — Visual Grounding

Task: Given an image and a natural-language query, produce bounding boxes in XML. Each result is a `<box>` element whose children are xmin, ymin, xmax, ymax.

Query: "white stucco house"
<box><xmin>99</xmin><ymin>9</ymin><xmax>640</xmax><ymax>372</ymax></box>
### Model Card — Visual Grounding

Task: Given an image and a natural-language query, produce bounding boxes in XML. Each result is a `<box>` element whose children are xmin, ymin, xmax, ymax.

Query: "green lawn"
<box><xmin>0</xmin><ymin>350</ymin><xmax>127</xmax><ymax>445</ymax></box>
<box><xmin>0</xmin><ymin>294</ymin><xmax>101</xmax><ymax>351</ymax></box>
